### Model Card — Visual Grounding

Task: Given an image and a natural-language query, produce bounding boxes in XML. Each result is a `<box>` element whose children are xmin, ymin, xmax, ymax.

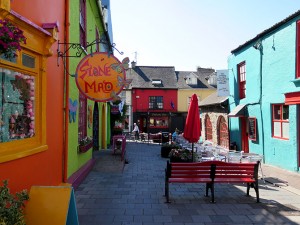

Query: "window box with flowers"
<box><xmin>78</xmin><ymin>136</ymin><xmax>93</xmax><ymax>153</ymax></box>
<box><xmin>0</xmin><ymin>19</ymin><xmax>26</xmax><ymax>60</ymax></box>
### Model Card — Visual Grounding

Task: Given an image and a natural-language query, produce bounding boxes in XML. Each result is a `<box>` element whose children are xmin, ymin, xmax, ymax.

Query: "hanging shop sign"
<box><xmin>75</xmin><ymin>52</ymin><xmax>129</xmax><ymax>102</ymax></box>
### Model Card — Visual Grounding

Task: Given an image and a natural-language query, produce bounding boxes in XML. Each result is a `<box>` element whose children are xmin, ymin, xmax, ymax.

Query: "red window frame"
<box><xmin>217</xmin><ymin>116</ymin><xmax>229</xmax><ymax>148</ymax></box>
<box><xmin>205</xmin><ymin>114</ymin><xmax>212</xmax><ymax>141</ymax></box>
<box><xmin>238</xmin><ymin>62</ymin><xmax>246</xmax><ymax>99</ymax></box>
<box><xmin>79</xmin><ymin>0</ymin><xmax>86</xmax><ymax>48</ymax></box>
<box><xmin>296</xmin><ymin>20</ymin><xmax>300</xmax><ymax>78</ymax></box>
<box><xmin>78</xmin><ymin>93</ymin><xmax>87</xmax><ymax>143</ymax></box>
<box><xmin>272</xmin><ymin>104</ymin><xmax>289</xmax><ymax>140</ymax></box>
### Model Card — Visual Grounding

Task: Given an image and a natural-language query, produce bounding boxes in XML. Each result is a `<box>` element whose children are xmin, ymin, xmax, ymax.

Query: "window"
<box><xmin>205</xmin><ymin>114</ymin><xmax>212</xmax><ymax>141</ymax></box>
<box><xmin>79</xmin><ymin>0</ymin><xmax>86</xmax><ymax>48</ymax></box>
<box><xmin>78</xmin><ymin>93</ymin><xmax>87</xmax><ymax>143</ymax></box>
<box><xmin>217</xmin><ymin>116</ymin><xmax>229</xmax><ymax>148</ymax></box>
<box><xmin>238</xmin><ymin>62</ymin><xmax>246</xmax><ymax>99</ymax></box>
<box><xmin>297</xmin><ymin>20</ymin><xmax>300</xmax><ymax>78</ymax></box>
<box><xmin>149</xmin><ymin>117</ymin><xmax>168</xmax><ymax>128</ymax></box>
<box><xmin>272</xmin><ymin>104</ymin><xmax>289</xmax><ymax>139</ymax></box>
<box><xmin>0</xmin><ymin>50</ymin><xmax>47</xmax><ymax>163</ymax></box>
<box><xmin>0</xmin><ymin>69</ymin><xmax>35</xmax><ymax>143</ymax></box>
<box><xmin>149</xmin><ymin>96</ymin><xmax>163</xmax><ymax>109</ymax></box>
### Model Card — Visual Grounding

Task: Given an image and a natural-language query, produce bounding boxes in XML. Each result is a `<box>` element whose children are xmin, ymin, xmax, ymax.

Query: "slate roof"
<box><xmin>127</xmin><ymin>66</ymin><xmax>177</xmax><ymax>89</ymax></box>
<box><xmin>232</xmin><ymin>9</ymin><xmax>300</xmax><ymax>53</ymax></box>
<box><xmin>198</xmin><ymin>91</ymin><xmax>228</xmax><ymax>106</ymax></box>
<box><xmin>126</xmin><ymin>66</ymin><xmax>216</xmax><ymax>89</ymax></box>
<box><xmin>176</xmin><ymin>67</ymin><xmax>216</xmax><ymax>89</ymax></box>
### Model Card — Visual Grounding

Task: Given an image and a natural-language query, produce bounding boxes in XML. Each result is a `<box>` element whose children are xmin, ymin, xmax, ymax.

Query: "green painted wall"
<box><xmin>67</xmin><ymin>0</ymin><xmax>108</xmax><ymax>177</ymax></box>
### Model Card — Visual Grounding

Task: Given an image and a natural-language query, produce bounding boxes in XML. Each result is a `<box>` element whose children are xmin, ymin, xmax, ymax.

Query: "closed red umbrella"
<box><xmin>183</xmin><ymin>94</ymin><xmax>201</xmax><ymax>161</ymax></box>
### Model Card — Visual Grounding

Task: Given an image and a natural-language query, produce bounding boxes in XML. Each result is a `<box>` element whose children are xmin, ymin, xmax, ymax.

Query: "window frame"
<box><xmin>149</xmin><ymin>96</ymin><xmax>163</xmax><ymax>110</ymax></box>
<box><xmin>272</xmin><ymin>104</ymin><xmax>289</xmax><ymax>140</ymax></box>
<box><xmin>238</xmin><ymin>61</ymin><xmax>246</xmax><ymax>99</ymax></box>
<box><xmin>0</xmin><ymin>49</ymin><xmax>47</xmax><ymax>163</ymax></box>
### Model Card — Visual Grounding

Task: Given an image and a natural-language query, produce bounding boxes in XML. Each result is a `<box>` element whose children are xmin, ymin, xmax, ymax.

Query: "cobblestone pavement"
<box><xmin>75</xmin><ymin>142</ymin><xmax>300</xmax><ymax>225</ymax></box>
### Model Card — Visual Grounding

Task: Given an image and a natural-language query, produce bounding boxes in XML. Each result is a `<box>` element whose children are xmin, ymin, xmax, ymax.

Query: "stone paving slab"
<box><xmin>75</xmin><ymin>142</ymin><xmax>300</xmax><ymax>225</ymax></box>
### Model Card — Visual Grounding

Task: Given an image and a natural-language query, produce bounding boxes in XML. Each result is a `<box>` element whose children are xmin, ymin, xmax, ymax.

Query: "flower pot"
<box><xmin>78</xmin><ymin>141</ymin><xmax>93</xmax><ymax>153</ymax></box>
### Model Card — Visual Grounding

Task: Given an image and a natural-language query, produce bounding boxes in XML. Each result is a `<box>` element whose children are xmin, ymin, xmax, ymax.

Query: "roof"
<box><xmin>231</xmin><ymin>10</ymin><xmax>300</xmax><ymax>53</ymax></box>
<box><xmin>127</xmin><ymin>66</ymin><xmax>216</xmax><ymax>89</ymax></box>
<box><xmin>127</xmin><ymin>66</ymin><xmax>177</xmax><ymax>89</ymax></box>
<box><xmin>198</xmin><ymin>92</ymin><xmax>228</xmax><ymax>106</ymax></box>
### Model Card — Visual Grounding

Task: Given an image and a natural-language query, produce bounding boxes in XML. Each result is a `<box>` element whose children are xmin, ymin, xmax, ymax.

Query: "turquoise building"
<box><xmin>228</xmin><ymin>10</ymin><xmax>300</xmax><ymax>172</ymax></box>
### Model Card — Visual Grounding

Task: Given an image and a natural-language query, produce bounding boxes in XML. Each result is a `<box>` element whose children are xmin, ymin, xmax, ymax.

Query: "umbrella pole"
<box><xmin>192</xmin><ymin>143</ymin><xmax>194</xmax><ymax>162</ymax></box>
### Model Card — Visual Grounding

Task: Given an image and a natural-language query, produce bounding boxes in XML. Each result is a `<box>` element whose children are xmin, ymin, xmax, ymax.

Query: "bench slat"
<box><xmin>169</xmin><ymin>178</ymin><xmax>212</xmax><ymax>183</ymax></box>
<box><xmin>165</xmin><ymin>160</ymin><xmax>260</xmax><ymax>203</ymax></box>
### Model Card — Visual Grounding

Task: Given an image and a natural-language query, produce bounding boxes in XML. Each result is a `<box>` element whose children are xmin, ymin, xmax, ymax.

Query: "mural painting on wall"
<box><xmin>69</xmin><ymin>98</ymin><xmax>78</xmax><ymax>123</ymax></box>
<box><xmin>75</xmin><ymin>52</ymin><xmax>131</xmax><ymax>102</ymax></box>
<box><xmin>0</xmin><ymin>70</ymin><xmax>35</xmax><ymax>143</ymax></box>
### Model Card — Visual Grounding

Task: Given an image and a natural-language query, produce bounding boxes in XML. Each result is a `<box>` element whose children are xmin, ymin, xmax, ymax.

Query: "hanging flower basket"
<box><xmin>0</xmin><ymin>19</ymin><xmax>26</xmax><ymax>59</ymax></box>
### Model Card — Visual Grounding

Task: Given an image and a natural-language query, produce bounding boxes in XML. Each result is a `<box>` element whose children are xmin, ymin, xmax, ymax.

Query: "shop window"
<box><xmin>0</xmin><ymin>69</ymin><xmax>35</xmax><ymax>142</ymax></box>
<box><xmin>272</xmin><ymin>104</ymin><xmax>289</xmax><ymax>139</ymax></box>
<box><xmin>0</xmin><ymin>49</ymin><xmax>47</xmax><ymax>163</ymax></box>
<box><xmin>238</xmin><ymin>62</ymin><xmax>246</xmax><ymax>99</ymax></box>
<box><xmin>205</xmin><ymin>114</ymin><xmax>212</xmax><ymax>141</ymax></box>
<box><xmin>217</xmin><ymin>116</ymin><xmax>228</xmax><ymax>148</ymax></box>
<box><xmin>149</xmin><ymin>116</ymin><xmax>168</xmax><ymax>128</ymax></box>
<box><xmin>149</xmin><ymin>96</ymin><xmax>163</xmax><ymax>109</ymax></box>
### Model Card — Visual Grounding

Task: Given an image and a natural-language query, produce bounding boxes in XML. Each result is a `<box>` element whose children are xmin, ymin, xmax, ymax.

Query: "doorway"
<box><xmin>93</xmin><ymin>102</ymin><xmax>99</xmax><ymax>150</ymax></box>
<box><xmin>241</xmin><ymin>117</ymin><xmax>249</xmax><ymax>153</ymax></box>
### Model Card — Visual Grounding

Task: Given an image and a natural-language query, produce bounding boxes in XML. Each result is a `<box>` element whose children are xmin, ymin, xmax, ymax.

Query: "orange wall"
<box><xmin>0</xmin><ymin>1</ymin><xmax>66</xmax><ymax>193</ymax></box>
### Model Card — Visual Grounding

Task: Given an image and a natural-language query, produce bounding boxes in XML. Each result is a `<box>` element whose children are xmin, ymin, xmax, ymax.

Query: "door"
<box><xmin>241</xmin><ymin>117</ymin><xmax>249</xmax><ymax>153</ymax></box>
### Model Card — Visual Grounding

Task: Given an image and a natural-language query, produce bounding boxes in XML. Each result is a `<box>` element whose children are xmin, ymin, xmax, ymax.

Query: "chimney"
<box><xmin>131</xmin><ymin>61</ymin><xmax>136</xmax><ymax>68</ymax></box>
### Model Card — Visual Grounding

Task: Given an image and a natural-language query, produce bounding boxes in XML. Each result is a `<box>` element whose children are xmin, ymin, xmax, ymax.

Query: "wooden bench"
<box><xmin>165</xmin><ymin>160</ymin><xmax>260</xmax><ymax>203</ymax></box>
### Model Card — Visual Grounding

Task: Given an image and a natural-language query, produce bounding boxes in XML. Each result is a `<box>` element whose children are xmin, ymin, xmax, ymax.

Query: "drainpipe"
<box><xmin>63</xmin><ymin>0</ymin><xmax>70</xmax><ymax>183</ymax></box>
<box><xmin>252</xmin><ymin>40</ymin><xmax>265</xmax><ymax>162</ymax></box>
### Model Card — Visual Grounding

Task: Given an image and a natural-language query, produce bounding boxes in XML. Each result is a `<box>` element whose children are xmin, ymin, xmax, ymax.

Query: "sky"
<box><xmin>110</xmin><ymin>0</ymin><xmax>300</xmax><ymax>71</ymax></box>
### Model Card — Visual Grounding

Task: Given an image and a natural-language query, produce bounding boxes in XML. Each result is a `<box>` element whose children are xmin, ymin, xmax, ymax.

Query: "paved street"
<box><xmin>75</xmin><ymin>142</ymin><xmax>300</xmax><ymax>225</ymax></box>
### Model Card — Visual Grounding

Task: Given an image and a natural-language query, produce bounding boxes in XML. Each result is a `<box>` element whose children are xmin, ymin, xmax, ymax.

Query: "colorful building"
<box><xmin>126</xmin><ymin>64</ymin><xmax>216</xmax><ymax>133</ymax></box>
<box><xmin>65</xmin><ymin>0</ymin><xmax>113</xmax><ymax>188</ymax></box>
<box><xmin>228</xmin><ymin>10</ymin><xmax>300</xmax><ymax>172</ymax></box>
<box><xmin>0</xmin><ymin>0</ymin><xmax>65</xmax><ymax>192</ymax></box>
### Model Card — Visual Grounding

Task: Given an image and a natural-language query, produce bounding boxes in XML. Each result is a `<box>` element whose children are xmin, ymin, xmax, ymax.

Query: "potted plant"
<box><xmin>78</xmin><ymin>136</ymin><xmax>93</xmax><ymax>153</ymax></box>
<box><xmin>0</xmin><ymin>180</ymin><xmax>29</xmax><ymax>225</ymax></box>
<box><xmin>168</xmin><ymin>148</ymin><xmax>197</xmax><ymax>162</ymax></box>
<box><xmin>161</xmin><ymin>142</ymin><xmax>180</xmax><ymax>158</ymax></box>
<box><xmin>0</xmin><ymin>19</ymin><xmax>26</xmax><ymax>59</ymax></box>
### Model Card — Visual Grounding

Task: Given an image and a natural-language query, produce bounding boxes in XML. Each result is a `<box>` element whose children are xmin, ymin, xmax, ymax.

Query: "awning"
<box><xmin>285</xmin><ymin>92</ymin><xmax>300</xmax><ymax>105</ymax></box>
<box><xmin>228</xmin><ymin>104</ymin><xmax>246</xmax><ymax>117</ymax></box>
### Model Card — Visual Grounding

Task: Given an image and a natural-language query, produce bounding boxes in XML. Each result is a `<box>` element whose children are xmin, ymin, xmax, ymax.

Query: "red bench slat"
<box><xmin>165</xmin><ymin>160</ymin><xmax>260</xmax><ymax>203</ymax></box>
